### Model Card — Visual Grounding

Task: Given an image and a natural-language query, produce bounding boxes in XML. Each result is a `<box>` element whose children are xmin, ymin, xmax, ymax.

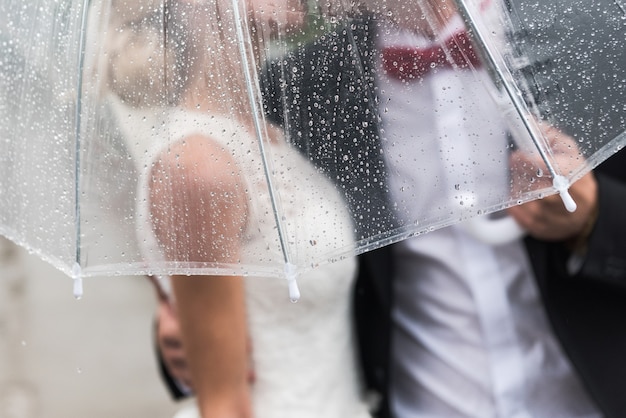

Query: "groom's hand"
<box><xmin>156</xmin><ymin>297</ymin><xmax>195</xmax><ymax>391</ymax></box>
<box><xmin>154</xmin><ymin>288</ymin><xmax>256</xmax><ymax>391</ymax></box>
<box><xmin>507</xmin><ymin>171</ymin><xmax>598</xmax><ymax>243</ymax></box>
<box><xmin>507</xmin><ymin>125</ymin><xmax>598</xmax><ymax>244</ymax></box>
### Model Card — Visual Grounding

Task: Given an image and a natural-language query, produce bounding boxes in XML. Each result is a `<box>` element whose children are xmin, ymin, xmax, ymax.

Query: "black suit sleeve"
<box><xmin>529</xmin><ymin>150</ymin><xmax>626</xmax><ymax>418</ymax></box>
<box><xmin>576</xmin><ymin>152</ymin><xmax>626</xmax><ymax>286</ymax></box>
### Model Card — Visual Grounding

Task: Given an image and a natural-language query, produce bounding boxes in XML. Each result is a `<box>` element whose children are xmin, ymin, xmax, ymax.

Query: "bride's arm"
<box><xmin>172</xmin><ymin>276</ymin><xmax>251</xmax><ymax>417</ymax></box>
<box><xmin>149</xmin><ymin>134</ymin><xmax>252</xmax><ymax>418</ymax></box>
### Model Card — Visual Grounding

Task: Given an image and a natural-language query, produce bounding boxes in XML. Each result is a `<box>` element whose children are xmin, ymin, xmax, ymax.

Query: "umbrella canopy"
<box><xmin>0</xmin><ymin>0</ymin><xmax>624</xmax><ymax>298</ymax></box>
<box><xmin>453</xmin><ymin>0</ymin><xmax>626</xmax><ymax>196</ymax></box>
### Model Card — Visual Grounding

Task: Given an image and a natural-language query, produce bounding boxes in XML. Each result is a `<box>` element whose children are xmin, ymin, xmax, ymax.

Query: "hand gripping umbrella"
<box><xmin>0</xmin><ymin>0</ymin><xmax>624</xmax><ymax>299</ymax></box>
<box><xmin>450</xmin><ymin>0</ymin><xmax>626</xmax><ymax>241</ymax></box>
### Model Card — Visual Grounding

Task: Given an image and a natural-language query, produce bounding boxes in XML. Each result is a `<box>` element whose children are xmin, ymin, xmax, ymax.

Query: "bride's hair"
<box><xmin>102</xmin><ymin>0</ymin><xmax>191</xmax><ymax>107</ymax></box>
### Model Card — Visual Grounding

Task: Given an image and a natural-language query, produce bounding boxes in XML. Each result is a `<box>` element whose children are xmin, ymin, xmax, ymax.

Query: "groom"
<box><xmin>155</xmin><ymin>1</ymin><xmax>626</xmax><ymax>417</ymax></box>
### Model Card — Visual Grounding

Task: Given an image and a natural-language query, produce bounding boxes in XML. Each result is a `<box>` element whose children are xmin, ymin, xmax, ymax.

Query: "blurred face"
<box><xmin>174</xmin><ymin>0</ymin><xmax>305</xmax><ymax>39</ymax></box>
<box><xmin>361</xmin><ymin>0</ymin><xmax>457</xmax><ymax>35</ymax></box>
<box><xmin>247</xmin><ymin>0</ymin><xmax>306</xmax><ymax>36</ymax></box>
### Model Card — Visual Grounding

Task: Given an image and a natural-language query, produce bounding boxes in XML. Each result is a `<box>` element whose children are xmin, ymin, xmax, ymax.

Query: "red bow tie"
<box><xmin>381</xmin><ymin>31</ymin><xmax>482</xmax><ymax>82</ymax></box>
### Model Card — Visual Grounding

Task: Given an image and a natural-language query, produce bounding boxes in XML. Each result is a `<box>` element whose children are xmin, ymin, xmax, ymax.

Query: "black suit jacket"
<box><xmin>261</xmin><ymin>16</ymin><xmax>626</xmax><ymax>418</ymax></box>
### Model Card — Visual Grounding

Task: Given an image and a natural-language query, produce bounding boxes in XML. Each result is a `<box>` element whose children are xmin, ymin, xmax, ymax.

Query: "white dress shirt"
<box><xmin>377</xmin><ymin>16</ymin><xmax>601</xmax><ymax>418</ymax></box>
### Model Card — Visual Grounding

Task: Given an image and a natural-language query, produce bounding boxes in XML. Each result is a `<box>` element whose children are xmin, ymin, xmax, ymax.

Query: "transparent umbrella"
<box><xmin>0</xmin><ymin>0</ymin><xmax>624</xmax><ymax>300</ymax></box>
<box><xmin>450</xmin><ymin>0</ymin><xmax>626</xmax><ymax>240</ymax></box>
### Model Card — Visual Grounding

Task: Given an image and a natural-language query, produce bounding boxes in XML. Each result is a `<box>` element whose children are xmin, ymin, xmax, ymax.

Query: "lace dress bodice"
<box><xmin>113</xmin><ymin>101</ymin><xmax>371</xmax><ymax>418</ymax></box>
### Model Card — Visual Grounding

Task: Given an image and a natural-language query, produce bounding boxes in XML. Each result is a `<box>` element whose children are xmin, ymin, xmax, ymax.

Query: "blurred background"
<box><xmin>0</xmin><ymin>236</ymin><xmax>188</xmax><ymax>417</ymax></box>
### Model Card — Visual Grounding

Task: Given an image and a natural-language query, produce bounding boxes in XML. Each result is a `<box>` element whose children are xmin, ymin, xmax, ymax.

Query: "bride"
<box><xmin>103</xmin><ymin>0</ymin><xmax>372</xmax><ymax>417</ymax></box>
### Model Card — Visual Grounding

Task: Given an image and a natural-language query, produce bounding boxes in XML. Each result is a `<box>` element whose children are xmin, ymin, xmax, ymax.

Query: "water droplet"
<box><xmin>76</xmin><ymin>367</ymin><xmax>83</xmax><ymax>374</ymax></box>
<box><xmin>309</xmin><ymin>240</ymin><xmax>317</xmax><ymax>246</ymax></box>
<box><xmin>536</xmin><ymin>168</ymin><xmax>544</xmax><ymax>177</ymax></box>
<box><xmin>454</xmin><ymin>184</ymin><xmax>461</xmax><ymax>190</ymax></box>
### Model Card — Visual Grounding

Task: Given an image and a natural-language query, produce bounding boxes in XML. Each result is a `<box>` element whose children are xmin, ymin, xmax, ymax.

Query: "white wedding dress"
<box><xmin>111</xmin><ymin>100</ymin><xmax>372</xmax><ymax>418</ymax></box>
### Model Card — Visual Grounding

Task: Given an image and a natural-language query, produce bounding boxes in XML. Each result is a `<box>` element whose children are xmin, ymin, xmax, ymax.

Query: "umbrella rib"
<box><xmin>451</xmin><ymin>0</ymin><xmax>576</xmax><ymax>212</ymax></box>
<box><xmin>70</xmin><ymin>0</ymin><xmax>92</xmax><ymax>299</ymax></box>
<box><xmin>230</xmin><ymin>0</ymin><xmax>300</xmax><ymax>301</ymax></box>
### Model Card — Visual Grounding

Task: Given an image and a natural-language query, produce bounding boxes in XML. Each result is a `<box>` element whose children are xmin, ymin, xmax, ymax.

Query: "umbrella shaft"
<box><xmin>450</xmin><ymin>0</ymin><xmax>559</xmax><ymax>180</ymax></box>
